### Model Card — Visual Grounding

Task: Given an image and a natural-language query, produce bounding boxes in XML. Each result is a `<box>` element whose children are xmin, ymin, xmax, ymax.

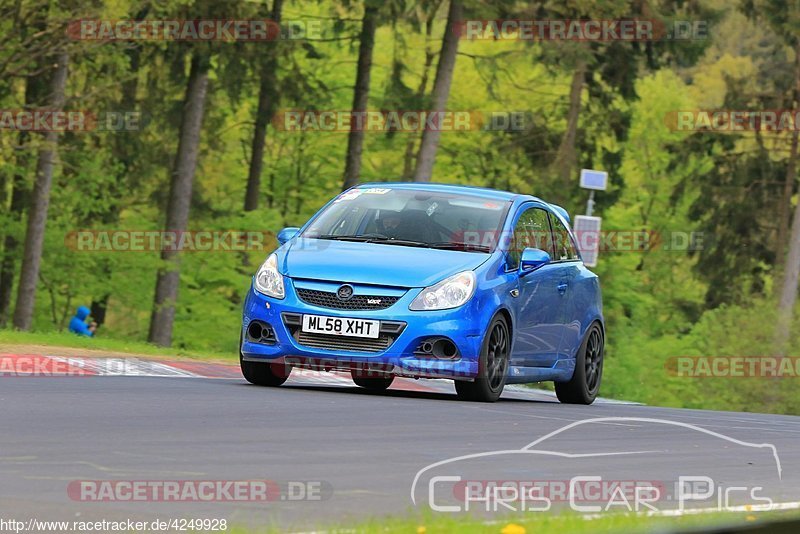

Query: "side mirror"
<box><xmin>520</xmin><ymin>247</ymin><xmax>551</xmax><ymax>273</ymax></box>
<box><xmin>277</xmin><ymin>227</ymin><xmax>300</xmax><ymax>245</ymax></box>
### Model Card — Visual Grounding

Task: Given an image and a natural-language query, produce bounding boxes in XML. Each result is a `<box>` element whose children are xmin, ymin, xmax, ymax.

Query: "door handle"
<box><xmin>557</xmin><ymin>282</ymin><xmax>568</xmax><ymax>294</ymax></box>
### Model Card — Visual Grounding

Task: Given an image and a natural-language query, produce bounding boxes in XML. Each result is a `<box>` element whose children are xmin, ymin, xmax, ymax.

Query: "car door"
<box><xmin>508</xmin><ymin>205</ymin><xmax>564</xmax><ymax>368</ymax></box>
<box><xmin>548</xmin><ymin>213</ymin><xmax>583</xmax><ymax>360</ymax></box>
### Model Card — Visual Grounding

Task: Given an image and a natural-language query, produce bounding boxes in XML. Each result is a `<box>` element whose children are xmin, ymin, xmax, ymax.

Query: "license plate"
<box><xmin>301</xmin><ymin>314</ymin><xmax>381</xmax><ymax>339</ymax></box>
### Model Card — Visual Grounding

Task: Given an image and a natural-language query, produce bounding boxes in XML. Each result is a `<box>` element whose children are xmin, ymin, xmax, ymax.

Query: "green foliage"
<box><xmin>605</xmin><ymin>299</ymin><xmax>800</xmax><ymax>414</ymax></box>
<box><xmin>0</xmin><ymin>0</ymin><xmax>798</xmax><ymax>415</ymax></box>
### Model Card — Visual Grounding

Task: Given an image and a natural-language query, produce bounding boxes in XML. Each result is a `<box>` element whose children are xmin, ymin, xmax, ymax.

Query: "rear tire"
<box><xmin>455</xmin><ymin>315</ymin><xmax>510</xmax><ymax>403</ymax></box>
<box><xmin>240</xmin><ymin>334</ymin><xmax>290</xmax><ymax>386</ymax></box>
<box><xmin>555</xmin><ymin>322</ymin><xmax>603</xmax><ymax>405</ymax></box>
<box><xmin>351</xmin><ymin>371</ymin><xmax>394</xmax><ymax>391</ymax></box>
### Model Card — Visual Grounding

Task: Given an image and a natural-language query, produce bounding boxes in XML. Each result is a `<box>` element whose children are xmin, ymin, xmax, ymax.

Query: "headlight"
<box><xmin>409</xmin><ymin>271</ymin><xmax>476</xmax><ymax>311</ymax></box>
<box><xmin>254</xmin><ymin>253</ymin><xmax>285</xmax><ymax>299</ymax></box>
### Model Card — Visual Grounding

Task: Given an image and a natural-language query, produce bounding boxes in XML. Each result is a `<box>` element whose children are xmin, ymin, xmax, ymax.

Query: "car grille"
<box><xmin>282</xmin><ymin>313</ymin><xmax>405</xmax><ymax>354</ymax></box>
<box><xmin>295</xmin><ymin>331</ymin><xmax>393</xmax><ymax>353</ymax></box>
<box><xmin>296</xmin><ymin>288</ymin><xmax>401</xmax><ymax>311</ymax></box>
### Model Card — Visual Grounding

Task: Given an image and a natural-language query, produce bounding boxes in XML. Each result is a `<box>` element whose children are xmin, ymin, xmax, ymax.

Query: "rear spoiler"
<box><xmin>548</xmin><ymin>203</ymin><xmax>570</xmax><ymax>225</ymax></box>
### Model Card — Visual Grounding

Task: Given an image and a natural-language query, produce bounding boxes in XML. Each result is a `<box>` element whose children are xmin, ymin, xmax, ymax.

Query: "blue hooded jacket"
<box><xmin>68</xmin><ymin>306</ymin><xmax>93</xmax><ymax>337</ymax></box>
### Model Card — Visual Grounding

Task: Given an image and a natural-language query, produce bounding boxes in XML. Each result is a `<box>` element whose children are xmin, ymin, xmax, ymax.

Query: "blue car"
<box><xmin>240</xmin><ymin>183</ymin><xmax>604</xmax><ymax>404</ymax></box>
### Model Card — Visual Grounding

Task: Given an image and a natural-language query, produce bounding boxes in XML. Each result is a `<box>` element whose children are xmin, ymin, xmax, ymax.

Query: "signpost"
<box><xmin>575</xmin><ymin>169</ymin><xmax>607</xmax><ymax>267</ymax></box>
<box><xmin>573</xmin><ymin>215</ymin><xmax>602</xmax><ymax>267</ymax></box>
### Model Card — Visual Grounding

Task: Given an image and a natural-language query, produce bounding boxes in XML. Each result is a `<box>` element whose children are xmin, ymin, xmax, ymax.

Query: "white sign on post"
<box><xmin>573</xmin><ymin>215</ymin><xmax>602</xmax><ymax>268</ymax></box>
<box><xmin>580</xmin><ymin>169</ymin><xmax>608</xmax><ymax>191</ymax></box>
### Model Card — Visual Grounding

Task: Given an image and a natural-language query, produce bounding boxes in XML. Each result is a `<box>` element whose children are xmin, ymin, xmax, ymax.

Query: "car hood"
<box><xmin>279</xmin><ymin>238</ymin><xmax>491</xmax><ymax>288</ymax></box>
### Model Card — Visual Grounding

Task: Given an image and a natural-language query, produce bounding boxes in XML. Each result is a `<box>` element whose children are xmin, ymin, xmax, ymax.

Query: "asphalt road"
<box><xmin>1</xmin><ymin>370</ymin><xmax>800</xmax><ymax>530</ymax></box>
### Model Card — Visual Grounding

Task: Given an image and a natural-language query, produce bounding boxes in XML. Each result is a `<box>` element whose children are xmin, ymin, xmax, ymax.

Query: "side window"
<box><xmin>550</xmin><ymin>215</ymin><xmax>580</xmax><ymax>261</ymax></box>
<box><xmin>507</xmin><ymin>207</ymin><xmax>552</xmax><ymax>270</ymax></box>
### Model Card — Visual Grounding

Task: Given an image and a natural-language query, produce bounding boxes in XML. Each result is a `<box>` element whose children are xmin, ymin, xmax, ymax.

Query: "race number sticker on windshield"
<box><xmin>361</xmin><ymin>188</ymin><xmax>391</xmax><ymax>194</ymax></box>
<box><xmin>302</xmin><ymin>314</ymin><xmax>381</xmax><ymax>339</ymax></box>
<box><xmin>333</xmin><ymin>190</ymin><xmax>362</xmax><ymax>203</ymax></box>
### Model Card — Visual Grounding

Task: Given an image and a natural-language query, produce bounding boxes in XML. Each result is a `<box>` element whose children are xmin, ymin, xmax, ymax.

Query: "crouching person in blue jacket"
<box><xmin>69</xmin><ymin>306</ymin><xmax>97</xmax><ymax>337</ymax></box>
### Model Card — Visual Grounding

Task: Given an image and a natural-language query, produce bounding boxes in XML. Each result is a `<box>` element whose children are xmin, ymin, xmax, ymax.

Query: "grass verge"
<box><xmin>231</xmin><ymin>508</ymin><xmax>800</xmax><ymax>534</ymax></box>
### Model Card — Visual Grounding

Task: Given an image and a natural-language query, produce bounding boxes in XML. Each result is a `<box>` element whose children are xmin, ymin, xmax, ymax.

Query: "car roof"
<box><xmin>356</xmin><ymin>182</ymin><xmax>531</xmax><ymax>202</ymax></box>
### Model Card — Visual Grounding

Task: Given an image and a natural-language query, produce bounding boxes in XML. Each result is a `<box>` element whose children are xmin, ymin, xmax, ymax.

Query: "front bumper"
<box><xmin>240</xmin><ymin>279</ymin><xmax>485</xmax><ymax>380</ymax></box>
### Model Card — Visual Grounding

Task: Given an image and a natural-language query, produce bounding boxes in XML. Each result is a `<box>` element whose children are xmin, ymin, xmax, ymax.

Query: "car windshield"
<box><xmin>302</xmin><ymin>187</ymin><xmax>510</xmax><ymax>252</ymax></box>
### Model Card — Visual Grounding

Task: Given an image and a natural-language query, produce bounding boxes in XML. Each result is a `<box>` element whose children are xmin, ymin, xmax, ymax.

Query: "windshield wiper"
<box><xmin>428</xmin><ymin>242</ymin><xmax>492</xmax><ymax>253</ymax></box>
<box><xmin>317</xmin><ymin>234</ymin><xmax>372</xmax><ymax>242</ymax></box>
<box><xmin>316</xmin><ymin>234</ymin><xmax>429</xmax><ymax>247</ymax></box>
<box><xmin>358</xmin><ymin>235</ymin><xmax>430</xmax><ymax>247</ymax></box>
<box><xmin>317</xmin><ymin>235</ymin><xmax>491</xmax><ymax>252</ymax></box>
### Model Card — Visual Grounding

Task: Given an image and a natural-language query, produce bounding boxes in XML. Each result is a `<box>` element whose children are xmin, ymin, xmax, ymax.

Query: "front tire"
<box><xmin>555</xmin><ymin>322</ymin><xmax>604</xmax><ymax>405</ymax></box>
<box><xmin>240</xmin><ymin>335</ymin><xmax>290</xmax><ymax>386</ymax></box>
<box><xmin>455</xmin><ymin>315</ymin><xmax>510</xmax><ymax>402</ymax></box>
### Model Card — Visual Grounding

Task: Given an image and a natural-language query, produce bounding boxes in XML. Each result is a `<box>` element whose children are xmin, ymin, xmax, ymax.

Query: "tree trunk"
<box><xmin>341</xmin><ymin>5</ymin><xmax>378</xmax><ymax>191</ymax></box>
<box><xmin>553</xmin><ymin>56</ymin><xmax>587</xmax><ymax>192</ymax></box>
<box><xmin>775</xmin><ymin>42</ymin><xmax>800</xmax><ymax>274</ymax></box>
<box><xmin>148</xmin><ymin>52</ymin><xmax>210</xmax><ymax>347</ymax></box>
<box><xmin>244</xmin><ymin>0</ymin><xmax>283</xmax><ymax>211</ymax></box>
<box><xmin>12</xmin><ymin>52</ymin><xmax>69</xmax><ymax>330</ymax></box>
<box><xmin>775</xmin><ymin>42</ymin><xmax>800</xmax><ymax>355</ymax></box>
<box><xmin>0</xmin><ymin>131</ymin><xmax>30</xmax><ymax>326</ymax></box>
<box><xmin>412</xmin><ymin>0</ymin><xmax>462</xmax><ymax>182</ymax></box>
<box><xmin>0</xmin><ymin>55</ymin><xmax>48</xmax><ymax>327</ymax></box>
<box><xmin>402</xmin><ymin>16</ymin><xmax>436</xmax><ymax>180</ymax></box>
<box><xmin>116</xmin><ymin>12</ymin><xmax>145</xmax><ymax>176</ymax></box>
<box><xmin>776</xmin><ymin>127</ymin><xmax>799</xmax><ymax>275</ymax></box>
